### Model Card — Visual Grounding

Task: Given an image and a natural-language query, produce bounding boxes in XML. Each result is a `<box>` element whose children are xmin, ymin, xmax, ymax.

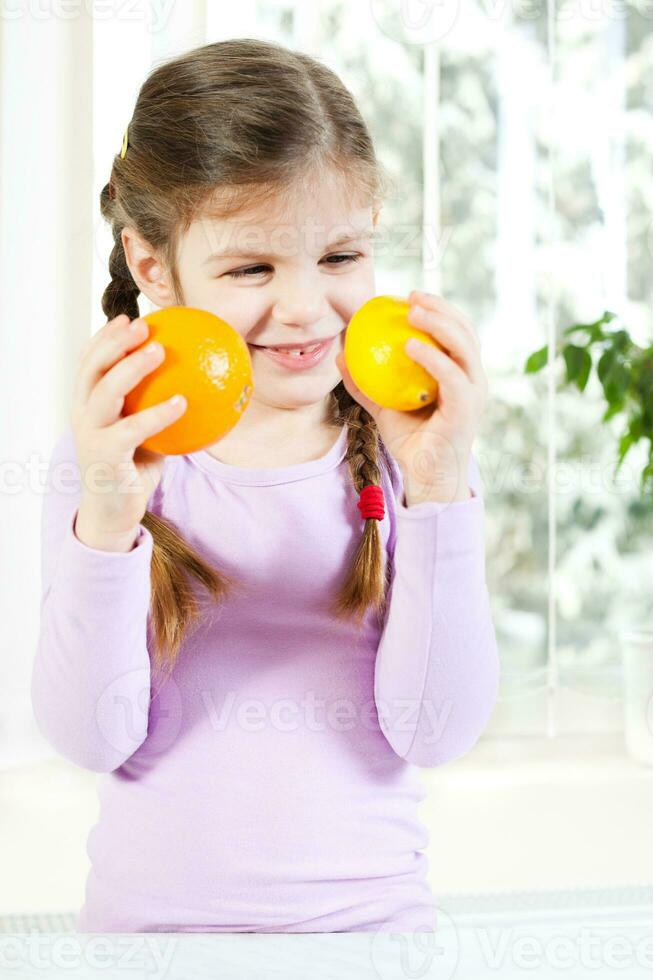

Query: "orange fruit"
<box><xmin>123</xmin><ymin>306</ymin><xmax>253</xmax><ymax>455</ymax></box>
<box><xmin>344</xmin><ymin>295</ymin><xmax>441</xmax><ymax>411</ymax></box>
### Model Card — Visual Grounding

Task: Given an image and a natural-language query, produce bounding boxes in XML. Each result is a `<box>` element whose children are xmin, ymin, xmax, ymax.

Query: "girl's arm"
<box><xmin>30</xmin><ymin>427</ymin><xmax>155</xmax><ymax>772</ymax></box>
<box><xmin>374</xmin><ymin>450</ymin><xmax>500</xmax><ymax>767</ymax></box>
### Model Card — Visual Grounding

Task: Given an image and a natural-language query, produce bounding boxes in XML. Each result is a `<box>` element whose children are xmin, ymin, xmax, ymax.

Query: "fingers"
<box><xmin>71</xmin><ymin>312</ymin><xmax>187</xmax><ymax>463</ymax></box>
<box><xmin>405</xmin><ymin>335</ymin><xmax>471</xmax><ymax>406</ymax></box>
<box><xmin>111</xmin><ymin>394</ymin><xmax>187</xmax><ymax>453</ymax></box>
<box><xmin>407</xmin><ymin>294</ymin><xmax>487</xmax><ymax>391</ymax></box>
<box><xmin>86</xmin><ymin>337</ymin><xmax>167</xmax><ymax>428</ymax></box>
<box><xmin>409</xmin><ymin>290</ymin><xmax>479</xmax><ymax>345</ymax></box>
<box><xmin>76</xmin><ymin>313</ymin><xmax>132</xmax><ymax>373</ymax></box>
<box><xmin>73</xmin><ymin>314</ymin><xmax>150</xmax><ymax>409</ymax></box>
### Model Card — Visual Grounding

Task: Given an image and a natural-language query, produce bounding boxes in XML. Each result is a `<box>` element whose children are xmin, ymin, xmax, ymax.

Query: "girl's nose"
<box><xmin>272</xmin><ymin>289</ymin><xmax>327</xmax><ymax>327</ymax></box>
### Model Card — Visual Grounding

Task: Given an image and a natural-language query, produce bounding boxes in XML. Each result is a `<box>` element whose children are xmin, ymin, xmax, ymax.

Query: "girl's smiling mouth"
<box><xmin>248</xmin><ymin>336</ymin><xmax>336</xmax><ymax>370</ymax></box>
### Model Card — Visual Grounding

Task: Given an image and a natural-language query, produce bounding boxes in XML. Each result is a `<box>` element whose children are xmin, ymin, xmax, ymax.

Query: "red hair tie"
<box><xmin>357</xmin><ymin>484</ymin><xmax>385</xmax><ymax>521</ymax></box>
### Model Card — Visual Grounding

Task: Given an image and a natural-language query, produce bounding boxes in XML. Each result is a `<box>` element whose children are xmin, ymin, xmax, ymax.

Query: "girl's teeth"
<box><xmin>270</xmin><ymin>343</ymin><xmax>321</xmax><ymax>356</ymax></box>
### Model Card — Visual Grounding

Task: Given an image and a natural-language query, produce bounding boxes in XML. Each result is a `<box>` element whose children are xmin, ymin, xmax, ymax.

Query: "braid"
<box><xmin>145</xmin><ymin>511</ymin><xmax>242</xmax><ymax>678</ymax></box>
<box><xmin>99</xmin><ymin>181</ymin><xmax>141</xmax><ymax>321</ymax></box>
<box><xmin>328</xmin><ymin>383</ymin><xmax>391</xmax><ymax>631</ymax></box>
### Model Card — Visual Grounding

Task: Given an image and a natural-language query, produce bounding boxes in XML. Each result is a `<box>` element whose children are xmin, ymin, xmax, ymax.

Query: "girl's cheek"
<box><xmin>201</xmin><ymin>294</ymin><xmax>257</xmax><ymax>341</ymax></box>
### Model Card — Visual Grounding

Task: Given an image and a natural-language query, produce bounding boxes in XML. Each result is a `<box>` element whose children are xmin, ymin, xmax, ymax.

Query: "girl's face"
<box><xmin>174</xmin><ymin>176</ymin><xmax>378</xmax><ymax>415</ymax></box>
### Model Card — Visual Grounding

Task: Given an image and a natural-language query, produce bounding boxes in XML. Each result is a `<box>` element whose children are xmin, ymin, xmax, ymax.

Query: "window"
<box><xmin>248</xmin><ymin>1</ymin><xmax>653</xmax><ymax>737</ymax></box>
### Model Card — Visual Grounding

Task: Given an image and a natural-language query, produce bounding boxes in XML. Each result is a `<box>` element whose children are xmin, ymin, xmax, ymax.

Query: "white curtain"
<box><xmin>1</xmin><ymin>11</ymin><xmax>91</xmax><ymax>768</ymax></box>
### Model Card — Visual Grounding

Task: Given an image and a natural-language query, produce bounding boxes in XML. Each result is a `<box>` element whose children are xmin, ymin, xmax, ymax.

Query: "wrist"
<box><xmin>401</xmin><ymin>453</ymin><xmax>473</xmax><ymax>507</ymax></box>
<box><xmin>74</xmin><ymin>507</ymin><xmax>141</xmax><ymax>553</ymax></box>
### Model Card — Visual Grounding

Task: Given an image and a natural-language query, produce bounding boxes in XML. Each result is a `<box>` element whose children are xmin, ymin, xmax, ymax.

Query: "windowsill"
<box><xmin>418</xmin><ymin>731</ymin><xmax>653</xmax><ymax>894</ymax></box>
<box><xmin>428</xmin><ymin>730</ymin><xmax>653</xmax><ymax>785</ymax></box>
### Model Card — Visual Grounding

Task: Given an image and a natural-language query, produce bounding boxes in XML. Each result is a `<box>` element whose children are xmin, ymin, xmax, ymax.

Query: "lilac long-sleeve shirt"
<box><xmin>31</xmin><ymin>423</ymin><xmax>499</xmax><ymax>933</ymax></box>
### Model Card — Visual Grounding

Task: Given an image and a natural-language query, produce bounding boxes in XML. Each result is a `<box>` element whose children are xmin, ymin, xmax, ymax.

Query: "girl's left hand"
<box><xmin>335</xmin><ymin>290</ymin><xmax>489</xmax><ymax>502</ymax></box>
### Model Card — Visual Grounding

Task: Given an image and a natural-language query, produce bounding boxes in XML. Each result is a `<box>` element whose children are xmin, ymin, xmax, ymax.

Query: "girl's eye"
<box><xmin>324</xmin><ymin>253</ymin><xmax>362</xmax><ymax>268</ymax></box>
<box><xmin>228</xmin><ymin>264</ymin><xmax>269</xmax><ymax>279</ymax></box>
<box><xmin>227</xmin><ymin>253</ymin><xmax>362</xmax><ymax>279</ymax></box>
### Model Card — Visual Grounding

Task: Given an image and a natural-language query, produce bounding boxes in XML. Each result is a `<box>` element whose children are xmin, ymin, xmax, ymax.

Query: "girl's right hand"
<box><xmin>70</xmin><ymin>313</ymin><xmax>187</xmax><ymax>544</ymax></box>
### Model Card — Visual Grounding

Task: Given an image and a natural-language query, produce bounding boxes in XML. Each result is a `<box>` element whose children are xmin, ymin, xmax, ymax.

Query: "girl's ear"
<box><xmin>121</xmin><ymin>226</ymin><xmax>177</xmax><ymax>309</ymax></box>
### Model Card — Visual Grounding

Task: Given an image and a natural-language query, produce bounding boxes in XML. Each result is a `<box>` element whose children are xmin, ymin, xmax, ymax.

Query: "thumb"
<box><xmin>335</xmin><ymin>351</ymin><xmax>379</xmax><ymax>421</ymax></box>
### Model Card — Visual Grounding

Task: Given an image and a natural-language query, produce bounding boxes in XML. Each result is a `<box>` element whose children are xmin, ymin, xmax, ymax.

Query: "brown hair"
<box><xmin>99</xmin><ymin>38</ymin><xmax>398</xmax><ymax>675</ymax></box>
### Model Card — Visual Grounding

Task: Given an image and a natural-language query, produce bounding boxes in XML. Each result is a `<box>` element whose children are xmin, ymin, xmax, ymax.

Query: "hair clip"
<box><xmin>120</xmin><ymin>123</ymin><xmax>129</xmax><ymax>160</ymax></box>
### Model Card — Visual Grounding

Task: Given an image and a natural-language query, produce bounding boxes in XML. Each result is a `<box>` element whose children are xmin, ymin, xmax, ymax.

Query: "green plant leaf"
<box><xmin>603</xmin><ymin>360</ymin><xmax>630</xmax><ymax>405</ymax></box>
<box><xmin>639</xmin><ymin>458</ymin><xmax>653</xmax><ymax>495</ymax></box>
<box><xmin>610</xmin><ymin>330</ymin><xmax>632</xmax><ymax>355</ymax></box>
<box><xmin>524</xmin><ymin>310</ymin><xmax>652</xmax><ymax>503</ymax></box>
<box><xmin>602</xmin><ymin>400</ymin><xmax>625</xmax><ymax>423</ymax></box>
<box><xmin>563</xmin><ymin>344</ymin><xmax>591</xmax><ymax>390</ymax></box>
<box><xmin>615</xmin><ymin>429</ymin><xmax>635</xmax><ymax>474</ymax></box>
<box><xmin>597</xmin><ymin>349</ymin><xmax>615</xmax><ymax>385</ymax></box>
<box><xmin>562</xmin><ymin>311</ymin><xmax>616</xmax><ymax>342</ymax></box>
<box><xmin>577</xmin><ymin>349</ymin><xmax>591</xmax><ymax>391</ymax></box>
<box><xmin>639</xmin><ymin>365</ymin><xmax>653</xmax><ymax>436</ymax></box>
<box><xmin>524</xmin><ymin>345</ymin><xmax>549</xmax><ymax>373</ymax></box>
<box><xmin>630</xmin><ymin>415</ymin><xmax>644</xmax><ymax>441</ymax></box>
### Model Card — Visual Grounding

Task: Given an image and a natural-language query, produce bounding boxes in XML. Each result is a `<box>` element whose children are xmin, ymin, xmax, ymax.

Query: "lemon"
<box><xmin>344</xmin><ymin>295</ymin><xmax>440</xmax><ymax>411</ymax></box>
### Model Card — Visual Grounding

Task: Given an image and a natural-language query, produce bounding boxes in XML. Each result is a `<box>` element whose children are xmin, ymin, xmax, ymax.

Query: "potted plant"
<box><xmin>524</xmin><ymin>312</ymin><xmax>653</xmax><ymax>764</ymax></box>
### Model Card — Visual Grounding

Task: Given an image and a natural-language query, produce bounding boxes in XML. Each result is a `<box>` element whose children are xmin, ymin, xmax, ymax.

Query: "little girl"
<box><xmin>31</xmin><ymin>37</ymin><xmax>499</xmax><ymax>934</ymax></box>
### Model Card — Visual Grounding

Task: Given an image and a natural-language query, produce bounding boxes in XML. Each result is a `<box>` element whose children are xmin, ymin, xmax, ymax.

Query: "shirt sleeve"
<box><xmin>373</xmin><ymin>448</ymin><xmax>500</xmax><ymax>767</ymax></box>
<box><xmin>30</xmin><ymin>426</ymin><xmax>155</xmax><ymax>773</ymax></box>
